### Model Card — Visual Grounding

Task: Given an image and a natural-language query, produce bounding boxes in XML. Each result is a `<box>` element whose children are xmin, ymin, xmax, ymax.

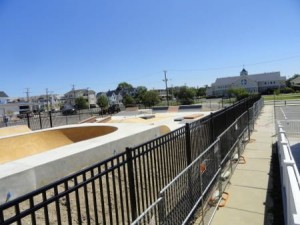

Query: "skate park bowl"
<box><xmin>0</xmin><ymin>123</ymin><xmax>169</xmax><ymax>202</ymax></box>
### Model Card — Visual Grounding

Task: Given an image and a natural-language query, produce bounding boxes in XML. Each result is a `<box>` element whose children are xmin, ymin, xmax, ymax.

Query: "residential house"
<box><xmin>96</xmin><ymin>90</ymin><xmax>123</xmax><ymax>105</ymax></box>
<box><xmin>30</xmin><ymin>94</ymin><xmax>63</xmax><ymax>111</ymax></box>
<box><xmin>64</xmin><ymin>89</ymin><xmax>97</xmax><ymax>108</ymax></box>
<box><xmin>290</xmin><ymin>76</ymin><xmax>300</xmax><ymax>90</ymax></box>
<box><xmin>206</xmin><ymin>69</ymin><xmax>286</xmax><ymax>97</ymax></box>
<box><xmin>0</xmin><ymin>91</ymin><xmax>9</xmax><ymax>104</ymax></box>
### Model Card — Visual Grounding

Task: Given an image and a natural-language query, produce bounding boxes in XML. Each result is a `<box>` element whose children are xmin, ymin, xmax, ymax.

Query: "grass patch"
<box><xmin>263</xmin><ymin>93</ymin><xmax>300</xmax><ymax>101</ymax></box>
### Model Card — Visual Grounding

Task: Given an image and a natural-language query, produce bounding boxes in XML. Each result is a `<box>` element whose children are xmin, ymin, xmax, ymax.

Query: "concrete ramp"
<box><xmin>152</xmin><ymin>106</ymin><xmax>169</xmax><ymax>113</ymax></box>
<box><xmin>79</xmin><ymin>116</ymin><xmax>97</xmax><ymax>124</ymax></box>
<box><xmin>168</xmin><ymin>106</ymin><xmax>179</xmax><ymax>112</ymax></box>
<box><xmin>0</xmin><ymin>125</ymin><xmax>31</xmax><ymax>137</ymax></box>
<box><xmin>178</xmin><ymin>105</ymin><xmax>202</xmax><ymax>112</ymax></box>
<box><xmin>0</xmin><ymin>125</ymin><xmax>117</xmax><ymax>164</ymax></box>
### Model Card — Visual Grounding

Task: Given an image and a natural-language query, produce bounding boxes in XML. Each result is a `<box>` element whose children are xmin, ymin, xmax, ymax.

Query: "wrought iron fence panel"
<box><xmin>158</xmin><ymin>141</ymin><xmax>220</xmax><ymax>225</ymax></box>
<box><xmin>189</xmin><ymin>119</ymin><xmax>212</xmax><ymax>160</ymax></box>
<box><xmin>0</xmin><ymin>152</ymin><xmax>132</xmax><ymax>225</ymax></box>
<box><xmin>128</xmin><ymin>126</ymin><xmax>188</xmax><ymax>217</ymax></box>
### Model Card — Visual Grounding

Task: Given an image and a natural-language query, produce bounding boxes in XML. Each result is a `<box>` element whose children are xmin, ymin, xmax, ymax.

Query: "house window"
<box><xmin>241</xmin><ymin>79</ymin><xmax>247</xmax><ymax>85</ymax></box>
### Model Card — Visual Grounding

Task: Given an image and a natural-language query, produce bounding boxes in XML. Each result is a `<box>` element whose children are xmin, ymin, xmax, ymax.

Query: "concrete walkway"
<box><xmin>210</xmin><ymin>105</ymin><xmax>276</xmax><ymax>225</ymax></box>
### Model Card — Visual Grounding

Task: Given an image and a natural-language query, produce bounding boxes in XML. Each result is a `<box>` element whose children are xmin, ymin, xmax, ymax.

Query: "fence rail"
<box><xmin>277</xmin><ymin>123</ymin><xmax>300</xmax><ymax>225</ymax></box>
<box><xmin>0</xmin><ymin>96</ymin><xmax>262</xmax><ymax>225</ymax></box>
<box><xmin>0</xmin><ymin>108</ymin><xmax>103</xmax><ymax>131</ymax></box>
<box><xmin>156</xmin><ymin>100</ymin><xmax>262</xmax><ymax>225</ymax></box>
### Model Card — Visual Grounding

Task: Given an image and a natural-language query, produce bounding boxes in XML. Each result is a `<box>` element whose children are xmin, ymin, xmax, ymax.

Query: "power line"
<box><xmin>168</xmin><ymin>54</ymin><xmax>300</xmax><ymax>73</ymax></box>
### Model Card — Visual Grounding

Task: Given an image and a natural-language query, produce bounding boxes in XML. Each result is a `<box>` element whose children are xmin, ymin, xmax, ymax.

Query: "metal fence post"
<box><xmin>39</xmin><ymin>111</ymin><xmax>43</xmax><ymax>129</ymax></box>
<box><xmin>26</xmin><ymin>113</ymin><xmax>31</xmax><ymax>129</ymax></box>
<box><xmin>126</xmin><ymin>147</ymin><xmax>137</xmax><ymax>221</ymax></box>
<box><xmin>49</xmin><ymin>111</ymin><xmax>53</xmax><ymax>128</ymax></box>
<box><xmin>210</xmin><ymin>113</ymin><xmax>214</xmax><ymax>143</ymax></box>
<box><xmin>247</xmin><ymin>103</ymin><xmax>251</xmax><ymax>141</ymax></box>
<box><xmin>185</xmin><ymin>123</ymin><xmax>192</xmax><ymax>164</ymax></box>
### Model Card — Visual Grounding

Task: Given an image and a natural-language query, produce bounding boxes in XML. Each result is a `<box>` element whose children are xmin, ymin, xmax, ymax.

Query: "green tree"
<box><xmin>122</xmin><ymin>94</ymin><xmax>136</xmax><ymax>107</ymax></box>
<box><xmin>196</xmin><ymin>87</ymin><xmax>206</xmax><ymax>97</ymax></box>
<box><xmin>116</xmin><ymin>82</ymin><xmax>133</xmax><ymax>92</ymax></box>
<box><xmin>97</xmin><ymin>95</ymin><xmax>109</xmax><ymax>109</ymax></box>
<box><xmin>176</xmin><ymin>86</ymin><xmax>196</xmax><ymax>105</ymax></box>
<box><xmin>143</xmin><ymin>90</ymin><xmax>161</xmax><ymax>107</ymax></box>
<box><xmin>75</xmin><ymin>96</ymin><xmax>88</xmax><ymax>109</ymax></box>
<box><xmin>228</xmin><ymin>88</ymin><xmax>249</xmax><ymax>101</ymax></box>
<box><xmin>134</xmin><ymin>86</ymin><xmax>148</xmax><ymax>104</ymax></box>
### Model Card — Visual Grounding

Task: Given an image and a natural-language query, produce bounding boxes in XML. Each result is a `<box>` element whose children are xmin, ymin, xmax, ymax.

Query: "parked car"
<box><xmin>62</xmin><ymin>107</ymin><xmax>77</xmax><ymax>116</ymax></box>
<box><xmin>98</xmin><ymin>104</ymin><xmax>121</xmax><ymax>115</ymax></box>
<box><xmin>17</xmin><ymin>111</ymin><xmax>34</xmax><ymax>119</ymax></box>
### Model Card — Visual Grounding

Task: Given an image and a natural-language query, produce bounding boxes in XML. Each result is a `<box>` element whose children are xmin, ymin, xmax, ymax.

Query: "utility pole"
<box><xmin>87</xmin><ymin>87</ymin><xmax>90</xmax><ymax>110</ymax></box>
<box><xmin>163</xmin><ymin>70</ymin><xmax>169</xmax><ymax>106</ymax></box>
<box><xmin>25</xmin><ymin>88</ymin><xmax>30</xmax><ymax>102</ymax></box>
<box><xmin>46</xmin><ymin>88</ymin><xmax>49</xmax><ymax>111</ymax></box>
<box><xmin>72</xmin><ymin>84</ymin><xmax>76</xmax><ymax>106</ymax></box>
<box><xmin>50</xmin><ymin>91</ymin><xmax>53</xmax><ymax>111</ymax></box>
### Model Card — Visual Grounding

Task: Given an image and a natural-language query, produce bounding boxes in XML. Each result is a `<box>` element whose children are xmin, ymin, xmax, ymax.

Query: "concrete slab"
<box><xmin>0</xmin><ymin>123</ymin><xmax>168</xmax><ymax>202</ymax></box>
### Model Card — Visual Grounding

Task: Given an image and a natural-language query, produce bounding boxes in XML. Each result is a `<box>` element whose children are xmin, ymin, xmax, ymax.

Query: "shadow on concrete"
<box><xmin>263</xmin><ymin>143</ymin><xmax>284</xmax><ymax>225</ymax></box>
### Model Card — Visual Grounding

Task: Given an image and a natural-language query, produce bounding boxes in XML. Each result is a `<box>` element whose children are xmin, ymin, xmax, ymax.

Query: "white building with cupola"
<box><xmin>206</xmin><ymin>69</ymin><xmax>286</xmax><ymax>97</ymax></box>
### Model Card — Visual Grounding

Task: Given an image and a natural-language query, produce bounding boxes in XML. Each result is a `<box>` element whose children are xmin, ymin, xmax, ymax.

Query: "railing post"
<box><xmin>26</xmin><ymin>113</ymin><xmax>31</xmax><ymax>129</ymax></box>
<box><xmin>39</xmin><ymin>111</ymin><xmax>43</xmax><ymax>129</ymax></box>
<box><xmin>210</xmin><ymin>113</ymin><xmax>214</xmax><ymax>143</ymax></box>
<box><xmin>49</xmin><ymin>111</ymin><xmax>53</xmax><ymax>128</ymax></box>
<box><xmin>126</xmin><ymin>147</ymin><xmax>137</xmax><ymax>221</ymax></box>
<box><xmin>247</xmin><ymin>104</ymin><xmax>251</xmax><ymax>141</ymax></box>
<box><xmin>185</xmin><ymin>123</ymin><xmax>192</xmax><ymax>165</ymax></box>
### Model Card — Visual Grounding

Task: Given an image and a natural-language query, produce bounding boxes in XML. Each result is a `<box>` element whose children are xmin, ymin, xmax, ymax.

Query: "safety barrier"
<box><xmin>277</xmin><ymin>123</ymin><xmax>300</xmax><ymax>225</ymax></box>
<box><xmin>133</xmin><ymin>98</ymin><xmax>264</xmax><ymax>225</ymax></box>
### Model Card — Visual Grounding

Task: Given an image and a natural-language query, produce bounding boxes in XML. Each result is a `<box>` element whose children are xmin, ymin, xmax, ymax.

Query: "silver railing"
<box><xmin>277</xmin><ymin>123</ymin><xmax>300</xmax><ymax>225</ymax></box>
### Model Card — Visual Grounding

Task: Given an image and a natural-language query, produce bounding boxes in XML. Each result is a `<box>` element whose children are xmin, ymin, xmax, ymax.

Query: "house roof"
<box><xmin>291</xmin><ymin>76</ymin><xmax>300</xmax><ymax>84</ymax></box>
<box><xmin>213</xmin><ymin>72</ymin><xmax>284</xmax><ymax>86</ymax></box>
<box><xmin>0</xmin><ymin>91</ymin><xmax>8</xmax><ymax>98</ymax></box>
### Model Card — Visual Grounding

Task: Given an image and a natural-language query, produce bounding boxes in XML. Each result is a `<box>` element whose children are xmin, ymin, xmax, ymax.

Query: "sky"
<box><xmin>1</xmin><ymin>0</ymin><xmax>300</xmax><ymax>98</ymax></box>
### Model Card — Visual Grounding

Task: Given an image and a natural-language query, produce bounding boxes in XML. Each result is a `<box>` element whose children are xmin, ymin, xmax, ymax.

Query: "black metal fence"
<box><xmin>0</xmin><ymin>108</ymin><xmax>102</xmax><ymax>131</ymax></box>
<box><xmin>132</xmin><ymin>98</ymin><xmax>264</xmax><ymax>225</ymax></box>
<box><xmin>0</xmin><ymin>96</ymin><xmax>261</xmax><ymax>225</ymax></box>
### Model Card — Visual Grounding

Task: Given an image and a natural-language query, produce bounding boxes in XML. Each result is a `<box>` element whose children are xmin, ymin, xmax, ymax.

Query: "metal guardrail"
<box><xmin>277</xmin><ymin>123</ymin><xmax>300</xmax><ymax>225</ymax></box>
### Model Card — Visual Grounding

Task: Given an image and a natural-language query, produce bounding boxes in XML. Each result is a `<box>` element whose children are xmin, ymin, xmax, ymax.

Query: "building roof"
<box><xmin>213</xmin><ymin>71</ymin><xmax>284</xmax><ymax>86</ymax></box>
<box><xmin>0</xmin><ymin>91</ymin><xmax>8</xmax><ymax>98</ymax></box>
<box><xmin>291</xmin><ymin>76</ymin><xmax>300</xmax><ymax>84</ymax></box>
<box><xmin>214</xmin><ymin>76</ymin><xmax>239</xmax><ymax>86</ymax></box>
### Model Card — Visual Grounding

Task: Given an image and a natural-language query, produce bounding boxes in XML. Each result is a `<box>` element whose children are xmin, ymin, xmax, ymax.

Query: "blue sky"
<box><xmin>1</xmin><ymin>0</ymin><xmax>300</xmax><ymax>97</ymax></box>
